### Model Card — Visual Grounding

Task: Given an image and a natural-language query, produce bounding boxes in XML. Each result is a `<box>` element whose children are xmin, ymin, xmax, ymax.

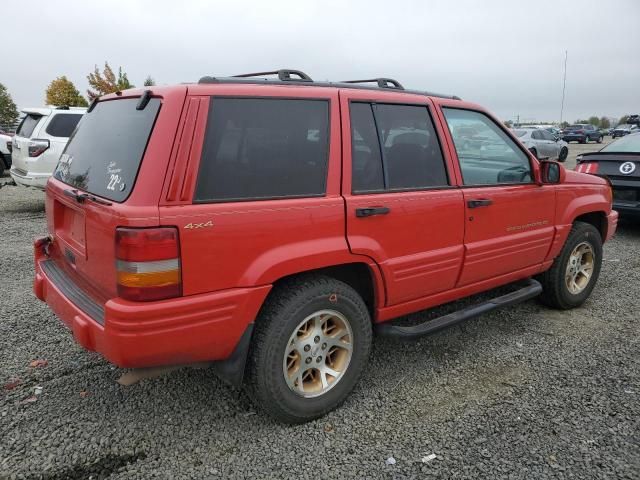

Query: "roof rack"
<box><xmin>232</xmin><ymin>69</ymin><xmax>313</xmax><ymax>82</ymax></box>
<box><xmin>340</xmin><ymin>78</ymin><xmax>404</xmax><ymax>90</ymax></box>
<box><xmin>197</xmin><ymin>70</ymin><xmax>460</xmax><ymax>100</ymax></box>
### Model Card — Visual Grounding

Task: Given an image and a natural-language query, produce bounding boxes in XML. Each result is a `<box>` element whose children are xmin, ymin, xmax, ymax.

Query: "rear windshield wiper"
<box><xmin>63</xmin><ymin>189</ymin><xmax>112</xmax><ymax>206</ymax></box>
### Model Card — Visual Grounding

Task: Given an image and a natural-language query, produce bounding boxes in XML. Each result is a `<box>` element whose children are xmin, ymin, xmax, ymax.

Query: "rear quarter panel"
<box><xmin>160</xmin><ymin>86</ymin><xmax>370</xmax><ymax>296</ymax></box>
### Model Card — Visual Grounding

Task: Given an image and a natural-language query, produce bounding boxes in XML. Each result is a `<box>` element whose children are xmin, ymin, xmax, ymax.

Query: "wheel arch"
<box><xmin>573</xmin><ymin>210</ymin><xmax>608</xmax><ymax>240</ymax></box>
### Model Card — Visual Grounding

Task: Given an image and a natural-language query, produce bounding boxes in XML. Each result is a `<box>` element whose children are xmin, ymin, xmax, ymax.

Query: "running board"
<box><xmin>376</xmin><ymin>279</ymin><xmax>542</xmax><ymax>339</ymax></box>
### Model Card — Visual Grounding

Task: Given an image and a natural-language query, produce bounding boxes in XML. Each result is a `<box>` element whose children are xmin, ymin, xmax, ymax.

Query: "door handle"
<box><xmin>467</xmin><ymin>199</ymin><xmax>493</xmax><ymax>209</ymax></box>
<box><xmin>356</xmin><ymin>206</ymin><xmax>390</xmax><ymax>217</ymax></box>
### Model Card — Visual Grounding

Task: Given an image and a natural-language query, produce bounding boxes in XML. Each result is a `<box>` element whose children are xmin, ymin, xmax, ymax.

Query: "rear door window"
<box><xmin>350</xmin><ymin>102</ymin><xmax>449</xmax><ymax>193</ymax></box>
<box><xmin>16</xmin><ymin>114</ymin><xmax>43</xmax><ymax>138</ymax></box>
<box><xmin>45</xmin><ymin>113</ymin><xmax>83</xmax><ymax>137</ymax></box>
<box><xmin>194</xmin><ymin>98</ymin><xmax>330</xmax><ymax>202</ymax></box>
<box><xmin>53</xmin><ymin>98</ymin><xmax>161</xmax><ymax>202</ymax></box>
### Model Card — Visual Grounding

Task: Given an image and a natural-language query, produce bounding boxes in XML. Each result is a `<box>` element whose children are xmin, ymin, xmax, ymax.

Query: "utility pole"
<box><xmin>560</xmin><ymin>50</ymin><xmax>568</xmax><ymax>125</ymax></box>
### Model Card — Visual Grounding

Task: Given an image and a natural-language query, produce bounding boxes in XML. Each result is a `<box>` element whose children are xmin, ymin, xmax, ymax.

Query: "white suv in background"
<box><xmin>10</xmin><ymin>106</ymin><xmax>85</xmax><ymax>189</ymax></box>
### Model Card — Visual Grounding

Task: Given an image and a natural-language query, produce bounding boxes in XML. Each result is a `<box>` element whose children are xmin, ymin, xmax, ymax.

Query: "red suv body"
<box><xmin>33</xmin><ymin>72</ymin><xmax>618</xmax><ymax>422</ymax></box>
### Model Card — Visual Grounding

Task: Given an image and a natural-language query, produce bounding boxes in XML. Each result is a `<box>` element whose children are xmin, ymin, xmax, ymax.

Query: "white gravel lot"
<box><xmin>1</xmin><ymin>140</ymin><xmax>638</xmax><ymax>479</ymax></box>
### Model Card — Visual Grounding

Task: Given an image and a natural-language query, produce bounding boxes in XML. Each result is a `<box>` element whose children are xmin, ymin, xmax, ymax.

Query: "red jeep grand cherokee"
<box><xmin>34</xmin><ymin>70</ymin><xmax>618</xmax><ymax>423</ymax></box>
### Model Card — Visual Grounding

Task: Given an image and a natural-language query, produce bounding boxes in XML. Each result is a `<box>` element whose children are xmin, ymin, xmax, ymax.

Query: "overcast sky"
<box><xmin>3</xmin><ymin>0</ymin><xmax>639</xmax><ymax>123</ymax></box>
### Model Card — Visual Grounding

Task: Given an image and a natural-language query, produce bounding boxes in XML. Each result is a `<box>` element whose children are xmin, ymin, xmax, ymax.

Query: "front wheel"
<box><xmin>246</xmin><ymin>275</ymin><xmax>372</xmax><ymax>423</ymax></box>
<box><xmin>558</xmin><ymin>147</ymin><xmax>568</xmax><ymax>162</ymax></box>
<box><xmin>537</xmin><ymin>221</ymin><xmax>602</xmax><ymax>309</ymax></box>
<box><xmin>581</xmin><ymin>136</ymin><xmax>588</xmax><ymax>144</ymax></box>
<box><xmin>597</xmin><ymin>135</ymin><xmax>603</xmax><ymax>144</ymax></box>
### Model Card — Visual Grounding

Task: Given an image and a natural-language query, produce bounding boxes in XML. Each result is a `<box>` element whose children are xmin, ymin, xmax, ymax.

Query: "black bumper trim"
<box><xmin>41</xmin><ymin>259</ymin><xmax>105</xmax><ymax>325</ymax></box>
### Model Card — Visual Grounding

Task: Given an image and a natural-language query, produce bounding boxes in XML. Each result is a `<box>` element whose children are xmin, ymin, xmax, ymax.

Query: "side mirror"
<box><xmin>540</xmin><ymin>160</ymin><xmax>565</xmax><ymax>184</ymax></box>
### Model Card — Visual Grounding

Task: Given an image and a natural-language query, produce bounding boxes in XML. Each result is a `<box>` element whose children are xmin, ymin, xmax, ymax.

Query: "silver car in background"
<box><xmin>512</xmin><ymin>128</ymin><xmax>569</xmax><ymax>162</ymax></box>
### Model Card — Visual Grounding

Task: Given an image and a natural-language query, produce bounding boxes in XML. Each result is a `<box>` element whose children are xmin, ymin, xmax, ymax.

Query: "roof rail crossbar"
<box><xmin>232</xmin><ymin>69</ymin><xmax>313</xmax><ymax>82</ymax></box>
<box><xmin>341</xmin><ymin>78</ymin><xmax>404</xmax><ymax>90</ymax></box>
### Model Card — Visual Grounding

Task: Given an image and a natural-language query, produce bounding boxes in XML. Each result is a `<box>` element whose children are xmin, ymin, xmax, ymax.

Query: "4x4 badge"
<box><xmin>619</xmin><ymin>162</ymin><xmax>636</xmax><ymax>175</ymax></box>
<box><xmin>184</xmin><ymin>221</ymin><xmax>214</xmax><ymax>229</ymax></box>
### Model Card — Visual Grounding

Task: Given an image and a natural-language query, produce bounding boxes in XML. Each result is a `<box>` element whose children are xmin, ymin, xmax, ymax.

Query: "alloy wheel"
<box><xmin>565</xmin><ymin>242</ymin><xmax>595</xmax><ymax>294</ymax></box>
<box><xmin>283</xmin><ymin>310</ymin><xmax>353</xmax><ymax>398</ymax></box>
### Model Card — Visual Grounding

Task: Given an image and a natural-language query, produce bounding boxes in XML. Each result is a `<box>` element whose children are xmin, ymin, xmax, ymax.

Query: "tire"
<box><xmin>558</xmin><ymin>147</ymin><xmax>568</xmax><ymax>162</ymax></box>
<box><xmin>597</xmin><ymin>135</ymin><xmax>603</xmax><ymax>144</ymax></box>
<box><xmin>246</xmin><ymin>274</ymin><xmax>372</xmax><ymax>423</ymax></box>
<box><xmin>530</xmin><ymin>148</ymin><xmax>538</xmax><ymax>159</ymax></box>
<box><xmin>537</xmin><ymin>221</ymin><xmax>602</xmax><ymax>310</ymax></box>
<box><xmin>581</xmin><ymin>136</ymin><xmax>588</xmax><ymax>144</ymax></box>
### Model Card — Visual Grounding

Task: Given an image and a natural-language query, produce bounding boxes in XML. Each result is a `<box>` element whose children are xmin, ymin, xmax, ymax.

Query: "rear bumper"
<box><xmin>34</xmin><ymin>252</ymin><xmax>271</xmax><ymax>368</ymax></box>
<box><xmin>10</xmin><ymin>167</ymin><xmax>48</xmax><ymax>189</ymax></box>
<box><xmin>562</xmin><ymin>134</ymin><xmax>586</xmax><ymax>142</ymax></box>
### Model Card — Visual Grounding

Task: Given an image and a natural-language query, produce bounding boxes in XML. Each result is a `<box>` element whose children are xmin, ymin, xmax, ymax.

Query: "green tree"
<box><xmin>619</xmin><ymin>115</ymin><xmax>629</xmax><ymax>125</ymax></box>
<box><xmin>599</xmin><ymin>117</ymin><xmax>610</xmax><ymax>129</ymax></box>
<box><xmin>143</xmin><ymin>76</ymin><xmax>156</xmax><ymax>86</ymax></box>
<box><xmin>587</xmin><ymin>116</ymin><xmax>599</xmax><ymax>126</ymax></box>
<box><xmin>87</xmin><ymin>62</ymin><xmax>134</xmax><ymax>100</ymax></box>
<box><xmin>0</xmin><ymin>83</ymin><xmax>19</xmax><ymax>128</ymax></box>
<box><xmin>45</xmin><ymin>76</ymin><xmax>88</xmax><ymax>107</ymax></box>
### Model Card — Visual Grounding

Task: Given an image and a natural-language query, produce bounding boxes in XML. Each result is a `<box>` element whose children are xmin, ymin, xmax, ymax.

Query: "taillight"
<box><xmin>115</xmin><ymin>227</ymin><xmax>182</xmax><ymax>301</ymax></box>
<box><xmin>575</xmin><ymin>162</ymin><xmax>599</xmax><ymax>174</ymax></box>
<box><xmin>28</xmin><ymin>139</ymin><xmax>50</xmax><ymax>157</ymax></box>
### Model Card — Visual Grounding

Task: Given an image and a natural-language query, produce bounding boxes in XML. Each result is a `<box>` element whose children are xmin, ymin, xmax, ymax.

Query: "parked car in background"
<box><xmin>611</xmin><ymin>124</ymin><xmax>639</xmax><ymax>138</ymax></box>
<box><xmin>10</xmin><ymin>106</ymin><xmax>85</xmax><ymax>189</ymax></box>
<box><xmin>0</xmin><ymin>129</ymin><xmax>12</xmax><ymax>176</ymax></box>
<box><xmin>513</xmin><ymin>128</ymin><xmax>569</xmax><ymax>161</ymax></box>
<box><xmin>561</xmin><ymin>124</ymin><xmax>603</xmax><ymax>143</ymax></box>
<box><xmin>576</xmin><ymin>132</ymin><xmax>640</xmax><ymax>217</ymax></box>
<box><xmin>33</xmin><ymin>70</ymin><xmax>617</xmax><ymax>423</ymax></box>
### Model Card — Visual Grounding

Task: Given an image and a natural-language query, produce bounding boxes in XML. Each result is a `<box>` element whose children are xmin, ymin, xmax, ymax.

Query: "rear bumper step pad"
<box><xmin>41</xmin><ymin>259</ymin><xmax>105</xmax><ymax>325</ymax></box>
<box><xmin>376</xmin><ymin>278</ymin><xmax>542</xmax><ymax>339</ymax></box>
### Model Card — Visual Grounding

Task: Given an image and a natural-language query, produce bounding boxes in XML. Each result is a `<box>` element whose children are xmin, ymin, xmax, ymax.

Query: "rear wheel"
<box><xmin>246</xmin><ymin>275</ymin><xmax>372</xmax><ymax>423</ymax></box>
<box><xmin>558</xmin><ymin>147</ymin><xmax>568</xmax><ymax>162</ymax></box>
<box><xmin>581</xmin><ymin>135</ymin><xmax>588</xmax><ymax>144</ymax></box>
<box><xmin>597</xmin><ymin>135</ymin><xmax>603</xmax><ymax>143</ymax></box>
<box><xmin>537</xmin><ymin>221</ymin><xmax>602</xmax><ymax>309</ymax></box>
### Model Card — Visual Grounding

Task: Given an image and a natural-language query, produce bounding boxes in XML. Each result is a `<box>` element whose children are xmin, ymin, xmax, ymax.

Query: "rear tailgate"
<box><xmin>43</xmin><ymin>88</ymin><xmax>187</xmax><ymax>301</ymax></box>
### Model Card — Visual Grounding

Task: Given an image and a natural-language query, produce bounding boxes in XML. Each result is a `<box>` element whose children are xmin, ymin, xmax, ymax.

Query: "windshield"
<box><xmin>601</xmin><ymin>133</ymin><xmax>640</xmax><ymax>153</ymax></box>
<box><xmin>53</xmin><ymin>98</ymin><xmax>161</xmax><ymax>202</ymax></box>
<box><xmin>513</xmin><ymin>130</ymin><xmax>528</xmax><ymax>137</ymax></box>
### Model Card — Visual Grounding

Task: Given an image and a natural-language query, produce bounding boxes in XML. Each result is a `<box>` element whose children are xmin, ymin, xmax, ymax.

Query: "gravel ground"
<box><xmin>1</xmin><ymin>145</ymin><xmax>638</xmax><ymax>479</ymax></box>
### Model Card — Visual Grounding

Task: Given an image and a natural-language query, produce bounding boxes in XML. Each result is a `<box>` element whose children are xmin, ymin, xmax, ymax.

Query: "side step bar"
<box><xmin>376</xmin><ymin>279</ymin><xmax>542</xmax><ymax>339</ymax></box>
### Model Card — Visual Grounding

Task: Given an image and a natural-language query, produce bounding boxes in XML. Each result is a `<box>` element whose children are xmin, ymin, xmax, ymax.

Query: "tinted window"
<box><xmin>531</xmin><ymin>130</ymin><xmax>543</xmax><ymax>140</ymax></box>
<box><xmin>443</xmin><ymin>108</ymin><xmax>532</xmax><ymax>185</ymax></box>
<box><xmin>45</xmin><ymin>113</ymin><xmax>83</xmax><ymax>137</ymax></box>
<box><xmin>16</xmin><ymin>114</ymin><xmax>42</xmax><ymax>138</ymax></box>
<box><xmin>53</xmin><ymin>98</ymin><xmax>161</xmax><ymax>202</ymax></box>
<box><xmin>195</xmin><ymin>98</ymin><xmax>329</xmax><ymax>202</ymax></box>
<box><xmin>350</xmin><ymin>103</ymin><xmax>384</xmax><ymax>192</ymax></box>
<box><xmin>350</xmin><ymin>103</ymin><xmax>448</xmax><ymax>193</ymax></box>
<box><xmin>375</xmin><ymin>104</ymin><xmax>448</xmax><ymax>189</ymax></box>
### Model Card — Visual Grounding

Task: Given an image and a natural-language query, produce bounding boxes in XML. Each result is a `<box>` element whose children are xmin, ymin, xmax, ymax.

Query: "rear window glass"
<box><xmin>53</xmin><ymin>98</ymin><xmax>160</xmax><ymax>202</ymax></box>
<box><xmin>45</xmin><ymin>113</ymin><xmax>83</xmax><ymax>137</ymax></box>
<box><xmin>195</xmin><ymin>98</ymin><xmax>329</xmax><ymax>202</ymax></box>
<box><xmin>16</xmin><ymin>114</ymin><xmax>43</xmax><ymax>138</ymax></box>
